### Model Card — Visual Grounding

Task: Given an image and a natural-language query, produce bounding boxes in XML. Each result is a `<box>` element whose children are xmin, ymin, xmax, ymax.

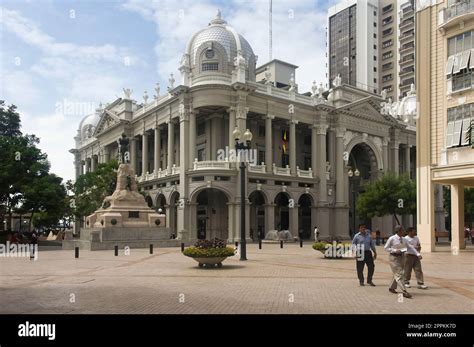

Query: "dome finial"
<box><xmin>209</xmin><ymin>8</ymin><xmax>226</xmax><ymax>25</ymax></box>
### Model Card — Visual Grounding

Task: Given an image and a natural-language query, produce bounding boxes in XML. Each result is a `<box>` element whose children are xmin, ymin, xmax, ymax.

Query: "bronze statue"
<box><xmin>118</xmin><ymin>133</ymin><xmax>130</xmax><ymax>163</ymax></box>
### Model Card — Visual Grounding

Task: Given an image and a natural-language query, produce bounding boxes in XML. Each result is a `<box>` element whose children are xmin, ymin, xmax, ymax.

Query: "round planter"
<box><xmin>191</xmin><ymin>256</ymin><xmax>228</xmax><ymax>268</ymax></box>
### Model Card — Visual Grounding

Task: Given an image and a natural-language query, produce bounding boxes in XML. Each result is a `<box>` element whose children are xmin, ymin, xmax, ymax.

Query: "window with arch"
<box><xmin>201</xmin><ymin>48</ymin><xmax>219</xmax><ymax>72</ymax></box>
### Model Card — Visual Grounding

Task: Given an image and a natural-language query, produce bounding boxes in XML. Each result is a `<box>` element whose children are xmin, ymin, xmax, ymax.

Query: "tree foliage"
<box><xmin>356</xmin><ymin>173</ymin><xmax>416</xmax><ymax>226</ymax></box>
<box><xmin>0</xmin><ymin>101</ymin><xmax>68</xmax><ymax>231</ymax></box>
<box><xmin>71</xmin><ymin>160</ymin><xmax>118</xmax><ymax>219</ymax></box>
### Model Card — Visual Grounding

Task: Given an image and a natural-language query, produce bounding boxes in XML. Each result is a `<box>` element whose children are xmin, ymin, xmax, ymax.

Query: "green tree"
<box><xmin>356</xmin><ymin>173</ymin><xmax>416</xmax><ymax>227</ymax></box>
<box><xmin>72</xmin><ymin>160</ymin><xmax>119</xmax><ymax>219</ymax></box>
<box><xmin>443</xmin><ymin>186</ymin><xmax>474</xmax><ymax>228</ymax></box>
<box><xmin>0</xmin><ymin>101</ymin><xmax>66</xmax><ymax>231</ymax></box>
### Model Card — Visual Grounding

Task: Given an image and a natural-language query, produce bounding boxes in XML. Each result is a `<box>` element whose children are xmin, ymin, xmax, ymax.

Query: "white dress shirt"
<box><xmin>384</xmin><ymin>234</ymin><xmax>420</xmax><ymax>256</ymax></box>
<box><xmin>404</xmin><ymin>235</ymin><xmax>421</xmax><ymax>256</ymax></box>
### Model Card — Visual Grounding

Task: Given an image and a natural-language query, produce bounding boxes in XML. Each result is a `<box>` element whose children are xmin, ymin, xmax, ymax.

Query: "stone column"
<box><xmin>227</xmin><ymin>202</ymin><xmax>235</xmax><ymax>243</ymax></box>
<box><xmin>405</xmin><ymin>144</ymin><xmax>411</xmax><ymax>177</ymax></box>
<box><xmin>91</xmin><ymin>154</ymin><xmax>96</xmax><ymax>172</ymax></box>
<box><xmin>265</xmin><ymin>203</ymin><xmax>275</xmax><ymax>233</ymax></box>
<box><xmin>167</xmin><ymin>120</ymin><xmax>174</xmax><ymax>171</ymax></box>
<box><xmin>328</xmin><ymin>130</ymin><xmax>336</xmax><ymax>180</ymax></box>
<box><xmin>205</xmin><ymin>119</ymin><xmax>211</xmax><ymax>161</ymax></box>
<box><xmin>177</xmin><ymin>106</ymin><xmax>190</xmax><ymax>241</ymax></box>
<box><xmin>290</xmin><ymin>204</ymin><xmax>299</xmax><ymax>236</ymax></box>
<box><xmin>142</xmin><ymin>131</ymin><xmax>148</xmax><ymax>175</ymax></box>
<box><xmin>317</xmin><ymin>124</ymin><xmax>328</xmax><ymax>204</ymax></box>
<box><xmin>154</xmin><ymin>125</ymin><xmax>161</xmax><ymax>173</ymax></box>
<box><xmin>104</xmin><ymin>146</ymin><xmax>110</xmax><ymax>163</ymax></box>
<box><xmin>265</xmin><ymin>114</ymin><xmax>274</xmax><ymax>172</ymax></box>
<box><xmin>289</xmin><ymin>119</ymin><xmax>297</xmax><ymax>175</ymax></box>
<box><xmin>335</xmin><ymin>128</ymin><xmax>346</xmax><ymax>206</ymax></box>
<box><xmin>382</xmin><ymin>137</ymin><xmax>389</xmax><ymax>172</ymax></box>
<box><xmin>434</xmin><ymin>184</ymin><xmax>446</xmax><ymax>233</ymax></box>
<box><xmin>228</xmin><ymin>107</ymin><xmax>236</xmax><ymax>152</ymax></box>
<box><xmin>189</xmin><ymin>110</ymin><xmax>196</xmax><ymax>167</ymax></box>
<box><xmin>311</xmin><ymin>125</ymin><xmax>318</xmax><ymax>177</ymax></box>
<box><xmin>451</xmin><ymin>184</ymin><xmax>465</xmax><ymax>251</ymax></box>
<box><xmin>236</xmin><ymin>105</ymin><xmax>248</xmax><ymax>135</ymax></box>
<box><xmin>392</xmin><ymin>142</ymin><xmax>400</xmax><ymax>175</ymax></box>
<box><xmin>130</xmin><ymin>137</ymin><xmax>137</xmax><ymax>173</ymax></box>
<box><xmin>210</xmin><ymin>115</ymin><xmax>218</xmax><ymax>160</ymax></box>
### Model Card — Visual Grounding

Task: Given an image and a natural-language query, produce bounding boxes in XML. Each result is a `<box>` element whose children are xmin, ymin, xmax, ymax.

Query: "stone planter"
<box><xmin>191</xmin><ymin>256</ymin><xmax>228</xmax><ymax>268</ymax></box>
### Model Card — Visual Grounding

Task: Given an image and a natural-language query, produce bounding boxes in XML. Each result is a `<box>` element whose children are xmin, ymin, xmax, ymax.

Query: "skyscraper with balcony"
<box><xmin>328</xmin><ymin>0</ymin><xmax>417</xmax><ymax>100</ymax></box>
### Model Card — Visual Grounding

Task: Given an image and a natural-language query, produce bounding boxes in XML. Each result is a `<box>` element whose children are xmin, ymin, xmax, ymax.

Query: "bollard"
<box><xmin>75</xmin><ymin>247</ymin><xmax>79</xmax><ymax>258</ymax></box>
<box><xmin>235</xmin><ymin>241</ymin><xmax>239</xmax><ymax>248</ymax></box>
<box><xmin>181</xmin><ymin>243</ymin><xmax>185</xmax><ymax>252</ymax></box>
<box><xmin>149</xmin><ymin>244</ymin><xmax>153</xmax><ymax>254</ymax></box>
<box><xmin>259</xmin><ymin>239</ymin><xmax>262</xmax><ymax>249</ymax></box>
<box><xmin>280</xmin><ymin>240</ymin><xmax>283</xmax><ymax>248</ymax></box>
<box><xmin>114</xmin><ymin>245</ymin><xmax>118</xmax><ymax>256</ymax></box>
<box><xmin>300</xmin><ymin>239</ymin><xmax>303</xmax><ymax>248</ymax></box>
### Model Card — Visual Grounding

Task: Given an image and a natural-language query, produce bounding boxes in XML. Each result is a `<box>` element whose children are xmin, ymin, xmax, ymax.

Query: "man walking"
<box><xmin>384</xmin><ymin>225</ymin><xmax>421</xmax><ymax>298</ymax></box>
<box><xmin>404</xmin><ymin>227</ymin><xmax>427</xmax><ymax>289</ymax></box>
<box><xmin>352</xmin><ymin>224</ymin><xmax>377</xmax><ymax>287</ymax></box>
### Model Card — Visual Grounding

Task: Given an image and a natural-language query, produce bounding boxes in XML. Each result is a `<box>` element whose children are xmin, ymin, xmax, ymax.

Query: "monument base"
<box><xmin>62</xmin><ymin>227</ymin><xmax>183</xmax><ymax>250</ymax></box>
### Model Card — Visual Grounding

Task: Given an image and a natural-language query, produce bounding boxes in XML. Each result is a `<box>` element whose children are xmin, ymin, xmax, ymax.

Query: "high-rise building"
<box><xmin>416</xmin><ymin>0</ymin><xmax>474</xmax><ymax>252</ymax></box>
<box><xmin>328</xmin><ymin>0</ymin><xmax>416</xmax><ymax>100</ymax></box>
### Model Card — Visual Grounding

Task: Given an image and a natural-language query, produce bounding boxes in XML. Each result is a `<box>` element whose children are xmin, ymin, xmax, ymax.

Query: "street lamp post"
<box><xmin>348</xmin><ymin>168</ymin><xmax>360</xmax><ymax>236</ymax></box>
<box><xmin>233</xmin><ymin>127</ymin><xmax>253</xmax><ymax>261</ymax></box>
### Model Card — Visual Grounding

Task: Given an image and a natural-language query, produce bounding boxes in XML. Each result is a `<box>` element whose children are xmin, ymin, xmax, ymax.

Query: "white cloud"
<box><xmin>1</xmin><ymin>70</ymin><xmax>41</xmax><ymax>107</ymax></box>
<box><xmin>121</xmin><ymin>0</ymin><xmax>328</xmax><ymax>92</ymax></box>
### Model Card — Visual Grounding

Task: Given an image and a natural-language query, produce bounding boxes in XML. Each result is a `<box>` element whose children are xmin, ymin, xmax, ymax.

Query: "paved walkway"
<box><xmin>0</xmin><ymin>243</ymin><xmax>473</xmax><ymax>314</ymax></box>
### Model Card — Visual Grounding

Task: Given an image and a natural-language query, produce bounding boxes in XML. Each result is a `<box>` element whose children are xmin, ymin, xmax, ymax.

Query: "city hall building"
<box><xmin>71</xmin><ymin>11</ymin><xmax>420</xmax><ymax>242</ymax></box>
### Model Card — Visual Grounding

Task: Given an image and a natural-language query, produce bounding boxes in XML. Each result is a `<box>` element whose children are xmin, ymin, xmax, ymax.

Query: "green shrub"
<box><xmin>312</xmin><ymin>242</ymin><xmax>328</xmax><ymax>252</ymax></box>
<box><xmin>183</xmin><ymin>246</ymin><xmax>236</xmax><ymax>258</ymax></box>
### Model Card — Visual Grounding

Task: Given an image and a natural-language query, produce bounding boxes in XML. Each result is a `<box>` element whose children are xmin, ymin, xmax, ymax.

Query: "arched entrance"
<box><xmin>195</xmin><ymin>188</ymin><xmax>229</xmax><ymax>240</ymax></box>
<box><xmin>348</xmin><ymin>143</ymin><xmax>378</xmax><ymax>235</ymax></box>
<box><xmin>155</xmin><ymin>194</ymin><xmax>166</xmax><ymax>214</ymax></box>
<box><xmin>274</xmin><ymin>192</ymin><xmax>290</xmax><ymax>230</ymax></box>
<box><xmin>249</xmin><ymin>191</ymin><xmax>266</xmax><ymax>241</ymax></box>
<box><xmin>169</xmin><ymin>192</ymin><xmax>179</xmax><ymax>238</ymax></box>
<box><xmin>298</xmin><ymin>194</ymin><xmax>313</xmax><ymax>239</ymax></box>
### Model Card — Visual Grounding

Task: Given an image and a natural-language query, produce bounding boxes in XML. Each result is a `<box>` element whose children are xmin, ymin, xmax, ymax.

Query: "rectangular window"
<box><xmin>447</xmin><ymin>104</ymin><xmax>473</xmax><ymax>147</ymax></box>
<box><xmin>383</xmin><ymin>28</ymin><xmax>393</xmax><ymax>37</ymax></box>
<box><xmin>197</xmin><ymin>122</ymin><xmax>205</xmax><ymax>136</ymax></box>
<box><xmin>258</xmin><ymin>125</ymin><xmax>265</xmax><ymax>137</ymax></box>
<box><xmin>202</xmin><ymin>63</ymin><xmax>219</xmax><ymax>71</ymax></box>
<box><xmin>451</xmin><ymin>70</ymin><xmax>473</xmax><ymax>91</ymax></box>
<box><xmin>448</xmin><ymin>30</ymin><xmax>474</xmax><ymax>57</ymax></box>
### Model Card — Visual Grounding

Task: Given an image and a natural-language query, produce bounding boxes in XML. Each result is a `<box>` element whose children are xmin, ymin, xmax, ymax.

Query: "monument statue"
<box><xmin>118</xmin><ymin>133</ymin><xmax>130</xmax><ymax>164</ymax></box>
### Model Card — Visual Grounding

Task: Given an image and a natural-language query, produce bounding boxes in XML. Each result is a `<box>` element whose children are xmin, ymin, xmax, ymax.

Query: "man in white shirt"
<box><xmin>384</xmin><ymin>225</ymin><xmax>421</xmax><ymax>298</ymax></box>
<box><xmin>314</xmin><ymin>226</ymin><xmax>319</xmax><ymax>242</ymax></box>
<box><xmin>404</xmin><ymin>227</ymin><xmax>427</xmax><ymax>289</ymax></box>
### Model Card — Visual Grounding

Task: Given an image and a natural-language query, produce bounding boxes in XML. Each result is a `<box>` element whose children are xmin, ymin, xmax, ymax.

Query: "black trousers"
<box><xmin>356</xmin><ymin>251</ymin><xmax>374</xmax><ymax>283</ymax></box>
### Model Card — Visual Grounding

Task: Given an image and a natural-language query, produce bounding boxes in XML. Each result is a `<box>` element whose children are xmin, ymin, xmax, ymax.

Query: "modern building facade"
<box><xmin>416</xmin><ymin>0</ymin><xmax>474</xmax><ymax>252</ymax></box>
<box><xmin>328</xmin><ymin>0</ymin><xmax>417</xmax><ymax>100</ymax></box>
<box><xmin>71</xmin><ymin>11</ymin><xmax>416</xmax><ymax>242</ymax></box>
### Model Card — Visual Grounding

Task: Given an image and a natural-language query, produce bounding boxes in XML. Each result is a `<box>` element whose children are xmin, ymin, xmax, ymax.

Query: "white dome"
<box><xmin>78</xmin><ymin>113</ymin><xmax>100</xmax><ymax>140</ymax></box>
<box><xmin>185</xmin><ymin>10</ymin><xmax>255</xmax><ymax>69</ymax></box>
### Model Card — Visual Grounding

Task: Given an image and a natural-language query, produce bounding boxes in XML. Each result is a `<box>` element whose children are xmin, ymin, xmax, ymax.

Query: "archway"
<box><xmin>249</xmin><ymin>191</ymin><xmax>266</xmax><ymax>241</ymax></box>
<box><xmin>155</xmin><ymin>194</ymin><xmax>166</xmax><ymax>214</ymax></box>
<box><xmin>274</xmin><ymin>192</ymin><xmax>291</xmax><ymax>231</ymax></box>
<box><xmin>298</xmin><ymin>194</ymin><xmax>313</xmax><ymax>239</ymax></box>
<box><xmin>169</xmin><ymin>192</ymin><xmax>179</xmax><ymax>238</ymax></box>
<box><xmin>348</xmin><ymin>143</ymin><xmax>378</xmax><ymax>236</ymax></box>
<box><xmin>145</xmin><ymin>196</ymin><xmax>153</xmax><ymax>208</ymax></box>
<box><xmin>195</xmin><ymin>188</ymin><xmax>229</xmax><ymax>240</ymax></box>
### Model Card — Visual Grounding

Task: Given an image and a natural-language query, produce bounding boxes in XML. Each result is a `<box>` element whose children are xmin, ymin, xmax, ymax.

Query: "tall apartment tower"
<box><xmin>328</xmin><ymin>0</ymin><xmax>416</xmax><ymax>99</ymax></box>
<box><xmin>328</xmin><ymin>0</ymin><xmax>379</xmax><ymax>93</ymax></box>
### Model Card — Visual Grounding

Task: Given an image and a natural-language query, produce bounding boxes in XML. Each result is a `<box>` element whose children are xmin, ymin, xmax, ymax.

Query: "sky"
<box><xmin>0</xmin><ymin>0</ymin><xmax>339</xmax><ymax>182</ymax></box>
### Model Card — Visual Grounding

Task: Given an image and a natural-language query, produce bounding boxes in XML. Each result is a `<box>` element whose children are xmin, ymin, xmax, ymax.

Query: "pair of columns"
<box><xmin>130</xmin><ymin>121</ymin><xmax>176</xmax><ymax>175</ymax></box>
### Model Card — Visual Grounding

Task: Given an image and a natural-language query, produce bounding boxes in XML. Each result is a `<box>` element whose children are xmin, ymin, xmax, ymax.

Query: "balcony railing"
<box><xmin>439</xmin><ymin>0</ymin><xmax>474</xmax><ymax>26</ymax></box>
<box><xmin>296</xmin><ymin>167</ymin><xmax>313</xmax><ymax>178</ymax></box>
<box><xmin>193</xmin><ymin>159</ymin><xmax>231</xmax><ymax>170</ymax></box>
<box><xmin>248</xmin><ymin>163</ymin><xmax>267</xmax><ymax>173</ymax></box>
<box><xmin>272</xmin><ymin>164</ymin><xmax>291</xmax><ymax>176</ymax></box>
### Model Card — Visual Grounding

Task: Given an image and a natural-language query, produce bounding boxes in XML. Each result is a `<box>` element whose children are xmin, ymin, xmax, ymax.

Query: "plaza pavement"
<box><xmin>0</xmin><ymin>242</ymin><xmax>473</xmax><ymax>314</ymax></box>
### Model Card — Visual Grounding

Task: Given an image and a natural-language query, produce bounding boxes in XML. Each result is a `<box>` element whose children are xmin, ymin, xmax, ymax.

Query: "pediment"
<box><xmin>94</xmin><ymin>110</ymin><xmax>122</xmax><ymax>136</ymax></box>
<box><xmin>338</xmin><ymin>97</ymin><xmax>402</xmax><ymax>127</ymax></box>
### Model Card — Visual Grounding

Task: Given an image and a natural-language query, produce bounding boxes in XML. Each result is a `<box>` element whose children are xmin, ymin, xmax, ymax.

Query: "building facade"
<box><xmin>328</xmin><ymin>0</ymin><xmax>416</xmax><ymax>100</ymax></box>
<box><xmin>416</xmin><ymin>0</ymin><xmax>474</xmax><ymax>252</ymax></box>
<box><xmin>71</xmin><ymin>11</ymin><xmax>416</xmax><ymax>242</ymax></box>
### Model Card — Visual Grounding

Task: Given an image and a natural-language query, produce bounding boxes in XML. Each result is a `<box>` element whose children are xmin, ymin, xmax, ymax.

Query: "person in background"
<box><xmin>470</xmin><ymin>227</ymin><xmax>474</xmax><ymax>245</ymax></box>
<box><xmin>384</xmin><ymin>225</ymin><xmax>420</xmax><ymax>299</ymax></box>
<box><xmin>375</xmin><ymin>230</ymin><xmax>382</xmax><ymax>245</ymax></box>
<box><xmin>352</xmin><ymin>224</ymin><xmax>377</xmax><ymax>287</ymax></box>
<box><xmin>314</xmin><ymin>226</ymin><xmax>319</xmax><ymax>242</ymax></box>
<box><xmin>403</xmin><ymin>227</ymin><xmax>427</xmax><ymax>290</ymax></box>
